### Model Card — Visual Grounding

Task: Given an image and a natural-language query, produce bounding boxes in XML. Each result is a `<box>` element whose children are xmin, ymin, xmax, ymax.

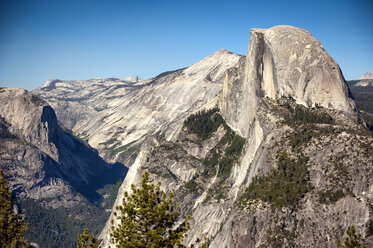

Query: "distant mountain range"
<box><xmin>360</xmin><ymin>72</ymin><xmax>373</xmax><ymax>80</ymax></box>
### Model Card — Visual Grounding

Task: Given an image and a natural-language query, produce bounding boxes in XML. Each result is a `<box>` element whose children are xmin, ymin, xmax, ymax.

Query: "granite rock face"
<box><xmin>31</xmin><ymin>25</ymin><xmax>372</xmax><ymax>247</ymax></box>
<box><xmin>254</xmin><ymin>26</ymin><xmax>356</xmax><ymax>114</ymax></box>
<box><xmin>0</xmin><ymin>88</ymin><xmax>125</xmax><ymax>208</ymax></box>
<box><xmin>96</xmin><ymin>26</ymin><xmax>372</xmax><ymax>248</ymax></box>
<box><xmin>221</xmin><ymin>26</ymin><xmax>358</xmax><ymax>139</ymax></box>
<box><xmin>34</xmin><ymin>50</ymin><xmax>243</xmax><ymax>165</ymax></box>
<box><xmin>0</xmin><ymin>88</ymin><xmax>59</xmax><ymax>161</ymax></box>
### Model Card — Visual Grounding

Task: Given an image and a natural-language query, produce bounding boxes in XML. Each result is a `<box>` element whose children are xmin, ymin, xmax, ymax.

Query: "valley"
<box><xmin>0</xmin><ymin>25</ymin><xmax>372</xmax><ymax>247</ymax></box>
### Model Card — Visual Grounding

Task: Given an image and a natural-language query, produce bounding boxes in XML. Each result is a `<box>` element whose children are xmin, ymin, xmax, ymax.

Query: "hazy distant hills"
<box><xmin>347</xmin><ymin>72</ymin><xmax>373</xmax><ymax>88</ymax></box>
<box><xmin>360</xmin><ymin>72</ymin><xmax>373</xmax><ymax>80</ymax></box>
<box><xmin>347</xmin><ymin>74</ymin><xmax>373</xmax><ymax>131</ymax></box>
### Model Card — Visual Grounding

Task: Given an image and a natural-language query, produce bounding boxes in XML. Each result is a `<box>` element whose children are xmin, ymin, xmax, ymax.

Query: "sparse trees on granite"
<box><xmin>337</xmin><ymin>226</ymin><xmax>367</xmax><ymax>248</ymax></box>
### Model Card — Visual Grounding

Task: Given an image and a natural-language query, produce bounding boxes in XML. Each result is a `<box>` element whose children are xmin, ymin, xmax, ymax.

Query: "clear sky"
<box><xmin>0</xmin><ymin>0</ymin><xmax>372</xmax><ymax>90</ymax></box>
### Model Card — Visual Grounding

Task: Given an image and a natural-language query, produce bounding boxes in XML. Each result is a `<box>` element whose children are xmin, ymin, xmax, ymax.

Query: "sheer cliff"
<box><xmin>34</xmin><ymin>50</ymin><xmax>243</xmax><ymax>166</ymax></box>
<box><xmin>0</xmin><ymin>88</ymin><xmax>126</xmax><ymax>247</ymax></box>
<box><xmin>33</xmin><ymin>25</ymin><xmax>372</xmax><ymax>247</ymax></box>
<box><xmin>98</xmin><ymin>26</ymin><xmax>371</xmax><ymax>247</ymax></box>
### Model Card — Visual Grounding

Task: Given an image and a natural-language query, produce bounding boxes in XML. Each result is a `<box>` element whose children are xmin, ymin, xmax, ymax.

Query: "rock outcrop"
<box><xmin>93</xmin><ymin>26</ymin><xmax>372</xmax><ymax>248</ymax></box>
<box><xmin>254</xmin><ymin>26</ymin><xmax>355</xmax><ymax>114</ymax></box>
<box><xmin>34</xmin><ymin>50</ymin><xmax>243</xmax><ymax>165</ymax></box>
<box><xmin>0</xmin><ymin>88</ymin><xmax>59</xmax><ymax>161</ymax></box>
<box><xmin>0</xmin><ymin>87</ymin><xmax>128</xmax><ymax>246</ymax></box>
<box><xmin>221</xmin><ymin>26</ymin><xmax>358</xmax><ymax>138</ymax></box>
<box><xmin>32</xmin><ymin>25</ymin><xmax>372</xmax><ymax>247</ymax></box>
<box><xmin>0</xmin><ymin>88</ymin><xmax>126</xmax><ymax>206</ymax></box>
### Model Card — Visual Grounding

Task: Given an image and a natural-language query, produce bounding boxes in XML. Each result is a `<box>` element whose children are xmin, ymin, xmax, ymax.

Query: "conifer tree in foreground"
<box><xmin>77</xmin><ymin>228</ymin><xmax>99</xmax><ymax>248</ymax></box>
<box><xmin>110</xmin><ymin>171</ymin><xmax>191</xmax><ymax>248</ymax></box>
<box><xmin>0</xmin><ymin>170</ymin><xmax>29</xmax><ymax>248</ymax></box>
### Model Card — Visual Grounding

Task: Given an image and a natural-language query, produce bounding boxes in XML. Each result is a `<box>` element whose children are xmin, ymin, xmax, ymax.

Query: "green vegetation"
<box><xmin>0</xmin><ymin>116</ymin><xmax>16</xmax><ymax>139</ymax></box>
<box><xmin>205</xmin><ymin>180</ymin><xmax>229</xmax><ymax>202</ymax></box>
<box><xmin>184</xmin><ymin>179</ymin><xmax>201</xmax><ymax>193</ymax></box>
<box><xmin>290</xmin><ymin>105</ymin><xmax>333</xmax><ymax>124</ymax></box>
<box><xmin>318</xmin><ymin>189</ymin><xmax>346</xmax><ymax>204</ymax></box>
<box><xmin>273</xmin><ymin>97</ymin><xmax>334</xmax><ymax>126</ymax></box>
<box><xmin>182</xmin><ymin>108</ymin><xmax>245</xmax><ymax>201</ymax></box>
<box><xmin>240</xmin><ymin>152</ymin><xmax>311</xmax><ymax>209</ymax></box>
<box><xmin>20</xmin><ymin>175</ymin><xmax>124</xmax><ymax>248</ymax></box>
<box><xmin>114</xmin><ymin>143</ymin><xmax>141</xmax><ymax>162</ymax></box>
<box><xmin>201</xmin><ymin>124</ymin><xmax>245</xmax><ymax>180</ymax></box>
<box><xmin>77</xmin><ymin>228</ymin><xmax>99</xmax><ymax>248</ymax></box>
<box><xmin>287</xmin><ymin>125</ymin><xmax>337</xmax><ymax>152</ymax></box>
<box><xmin>96</xmin><ymin>176</ymin><xmax>124</xmax><ymax>208</ymax></box>
<box><xmin>324</xmin><ymin>156</ymin><xmax>354</xmax><ymax>195</ymax></box>
<box><xmin>99</xmin><ymin>137</ymin><xmax>118</xmax><ymax>146</ymax></box>
<box><xmin>110</xmin><ymin>172</ymin><xmax>190</xmax><ymax>247</ymax></box>
<box><xmin>201</xmin><ymin>148</ymin><xmax>219</xmax><ymax>178</ymax></box>
<box><xmin>337</xmin><ymin>226</ymin><xmax>367</xmax><ymax>248</ymax></box>
<box><xmin>184</xmin><ymin>107</ymin><xmax>224</xmax><ymax>140</ymax></box>
<box><xmin>20</xmin><ymin>199</ymin><xmax>106</xmax><ymax>248</ymax></box>
<box><xmin>349</xmin><ymin>90</ymin><xmax>373</xmax><ymax>131</ymax></box>
<box><xmin>201</xmin><ymin>124</ymin><xmax>245</xmax><ymax>201</ymax></box>
<box><xmin>218</xmin><ymin>131</ymin><xmax>245</xmax><ymax>179</ymax></box>
<box><xmin>0</xmin><ymin>170</ymin><xmax>29</xmax><ymax>248</ymax></box>
<box><xmin>352</xmin><ymin>92</ymin><xmax>373</xmax><ymax>113</ymax></box>
<box><xmin>260</xmin><ymin>224</ymin><xmax>297</xmax><ymax>248</ymax></box>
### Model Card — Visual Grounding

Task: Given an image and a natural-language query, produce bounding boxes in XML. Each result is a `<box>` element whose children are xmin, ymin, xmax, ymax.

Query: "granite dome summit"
<box><xmin>2</xmin><ymin>25</ymin><xmax>372</xmax><ymax>247</ymax></box>
<box><xmin>221</xmin><ymin>25</ymin><xmax>358</xmax><ymax>139</ymax></box>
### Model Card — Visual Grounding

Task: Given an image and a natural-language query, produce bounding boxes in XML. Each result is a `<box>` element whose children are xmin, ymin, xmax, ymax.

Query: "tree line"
<box><xmin>1</xmin><ymin>169</ymin><xmax>367</xmax><ymax>247</ymax></box>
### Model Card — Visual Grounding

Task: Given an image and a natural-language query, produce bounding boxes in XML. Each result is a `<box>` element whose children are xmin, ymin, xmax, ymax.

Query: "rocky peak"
<box><xmin>221</xmin><ymin>25</ymin><xmax>359</xmax><ymax>138</ymax></box>
<box><xmin>0</xmin><ymin>88</ymin><xmax>59</xmax><ymax>161</ymax></box>
<box><xmin>360</xmin><ymin>72</ymin><xmax>373</xmax><ymax>80</ymax></box>
<box><xmin>253</xmin><ymin>25</ymin><xmax>357</xmax><ymax>117</ymax></box>
<box><xmin>34</xmin><ymin>51</ymin><xmax>243</xmax><ymax>165</ymax></box>
<box><xmin>0</xmin><ymin>87</ymin><xmax>127</xmax><ymax>198</ymax></box>
<box><xmin>30</xmin><ymin>25</ymin><xmax>372</xmax><ymax>247</ymax></box>
<box><xmin>125</xmin><ymin>76</ymin><xmax>141</xmax><ymax>82</ymax></box>
<box><xmin>41</xmin><ymin>79</ymin><xmax>63</xmax><ymax>90</ymax></box>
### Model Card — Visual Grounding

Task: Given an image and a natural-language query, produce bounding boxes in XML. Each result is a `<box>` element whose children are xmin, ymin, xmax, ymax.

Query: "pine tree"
<box><xmin>0</xmin><ymin>170</ymin><xmax>29</xmax><ymax>248</ymax></box>
<box><xmin>110</xmin><ymin>171</ymin><xmax>190</xmax><ymax>248</ymax></box>
<box><xmin>77</xmin><ymin>228</ymin><xmax>99</xmax><ymax>248</ymax></box>
<box><xmin>337</xmin><ymin>226</ymin><xmax>367</xmax><ymax>248</ymax></box>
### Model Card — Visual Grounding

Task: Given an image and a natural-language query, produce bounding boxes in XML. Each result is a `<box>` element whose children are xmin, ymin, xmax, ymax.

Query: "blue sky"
<box><xmin>0</xmin><ymin>0</ymin><xmax>372</xmax><ymax>90</ymax></box>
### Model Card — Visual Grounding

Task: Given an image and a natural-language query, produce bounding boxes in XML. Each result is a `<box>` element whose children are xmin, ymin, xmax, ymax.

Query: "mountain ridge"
<box><xmin>2</xmin><ymin>25</ymin><xmax>372</xmax><ymax>247</ymax></box>
<box><xmin>0</xmin><ymin>87</ymin><xmax>127</xmax><ymax>247</ymax></box>
<box><xmin>360</xmin><ymin>73</ymin><xmax>373</xmax><ymax>80</ymax></box>
<box><xmin>97</xmin><ymin>25</ymin><xmax>372</xmax><ymax>247</ymax></box>
<box><xmin>34</xmin><ymin>49</ymin><xmax>243</xmax><ymax>166</ymax></box>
